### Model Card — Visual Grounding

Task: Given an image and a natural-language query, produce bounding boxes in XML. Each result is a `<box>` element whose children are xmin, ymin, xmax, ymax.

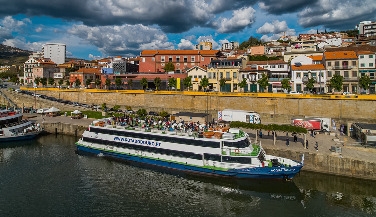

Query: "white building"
<box><xmin>42</xmin><ymin>43</ymin><xmax>66</xmax><ymax>64</ymax></box>
<box><xmin>357</xmin><ymin>21</ymin><xmax>376</xmax><ymax>37</ymax></box>
<box><xmin>358</xmin><ymin>51</ymin><xmax>376</xmax><ymax>93</ymax></box>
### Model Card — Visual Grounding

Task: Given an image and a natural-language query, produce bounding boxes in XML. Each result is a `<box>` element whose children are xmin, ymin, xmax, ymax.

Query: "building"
<box><xmin>357</xmin><ymin>21</ymin><xmax>376</xmax><ymax>37</ymax></box>
<box><xmin>195</xmin><ymin>41</ymin><xmax>212</xmax><ymax>50</ymax></box>
<box><xmin>207</xmin><ymin>59</ymin><xmax>243</xmax><ymax>92</ymax></box>
<box><xmin>291</xmin><ymin>55</ymin><xmax>327</xmax><ymax>93</ymax></box>
<box><xmin>139</xmin><ymin>50</ymin><xmax>220</xmax><ymax>73</ymax></box>
<box><xmin>323</xmin><ymin>51</ymin><xmax>359</xmax><ymax>93</ymax></box>
<box><xmin>32</xmin><ymin>58</ymin><xmax>58</xmax><ymax>85</ymax></box>
<box><xmin>69</xmin><ymin>68</ymin><xmax>101</xmax><ymax>88</ymax></box>
<box><xmin>221</xmin><ymin>41</ymin><xmax>239</xmax><ymax>51</ymax></box>
<box><xmin>358</xmin><ymin>51</ymin><xmax>376</xmax><ymax>93</ymax></box>
<box><xmin>186</xmin><ymin>66</ymin><xmax>208</xmax><ymax>91</ymax></box>
<box><xmin>42</xmin><ymin>43</ymin><xmax>66</xmax><ymax>64</ymax></box>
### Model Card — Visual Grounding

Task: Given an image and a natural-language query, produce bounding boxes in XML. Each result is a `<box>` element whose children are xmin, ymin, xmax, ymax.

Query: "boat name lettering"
<box><xmin>270</xmin><ymin>168</ymin><xmax>296</xmax><ymax>173</ymax></box>
<box><xmin>113</xmin><ymin>137</ymin><xmax>161</xmax><ymax>147</ymax></box>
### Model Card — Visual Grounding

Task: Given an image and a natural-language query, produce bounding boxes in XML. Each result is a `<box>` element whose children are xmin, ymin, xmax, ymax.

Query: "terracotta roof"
<box><xmin>247</xmin><ymin>60</ymin><xmax>287</xmax><ymax>65</ymax></box>
<box><xmin>324</xmin><ymin>51</ymin><xmax>357</xmax><ymax>60</ymax></box>
<box><xmin>308</xmin><ymin>55</ymin><xmax>323</xmax><ymax>61</ymax></box>
<box><xmin>291</xmin><ymin>64</ymin><xmax>325</xmax><ymax>71</ymax></box>
<box><xmin>358</xmin><ymin>51</ymin><xmax>375</xmax><ymax>55</ymax></box>
<box><xmin>76</xmin><ymin>68</ymin><xmax>101</xmax><ymax>74</ymax></box>
<box><xmin>141</xmin><ymin>50</ymin><xmax>219</xmax><ymax>56</ymax></box>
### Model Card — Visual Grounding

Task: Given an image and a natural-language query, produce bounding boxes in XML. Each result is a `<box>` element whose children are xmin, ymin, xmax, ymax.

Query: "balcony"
<box><xmin>330</xmin><ymin>66</ymin><xmax>354</xmax><ymax>70</ymax></box>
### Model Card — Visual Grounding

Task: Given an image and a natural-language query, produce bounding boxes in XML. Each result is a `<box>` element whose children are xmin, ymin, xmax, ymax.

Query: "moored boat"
<box><xmin>76</xmin><ymin>117</ymin><xmax>303</xmax><ymax>180</ymax></box>
<box><xmin>0</xmin><ymin>109</ymin><xmax>43</xmax><ymax>142</ymax></box>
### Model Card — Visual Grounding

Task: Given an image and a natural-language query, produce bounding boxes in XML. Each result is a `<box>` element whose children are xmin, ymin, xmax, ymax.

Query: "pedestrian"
<box><xmin>286</xmin><ymin>138</ymin><xmax>290</xmax><ymax>146</ymax></box>
<box><xmin>315</xmin><ymin>141</ymin><xmax>318</xmax><ymax>151</ymax></box>
<box><xmin>294</xmin><ymin>134</ymin><xmax>297</xmax><ymax>143</ymax></box>
<box><xmin>259</xmin><ymin>130</ymin><xmax>263</xmax><ymax>138</ymax></box>
<box><xmin>306</xmin><ymin>140</ymin><xmax>308</xmax><ymax>149</ymax></box>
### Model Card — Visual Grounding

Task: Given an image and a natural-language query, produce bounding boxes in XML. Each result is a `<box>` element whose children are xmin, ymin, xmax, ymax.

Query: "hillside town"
<box><xmin>4</xmin><ymin>20</ymin><xmax>376</xmax><ymax>94</ymax></box>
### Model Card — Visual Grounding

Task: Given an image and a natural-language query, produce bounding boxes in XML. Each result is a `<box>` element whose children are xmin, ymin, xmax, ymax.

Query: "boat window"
<box><xmin>203</xmin><ymin>153</ymin><xmax>221</xmax><ymax>162</ymax></box>
<box><xmin>222</xmin><ymin>156</ymin><xmax>252</xmax><ymax>164</ymax></box>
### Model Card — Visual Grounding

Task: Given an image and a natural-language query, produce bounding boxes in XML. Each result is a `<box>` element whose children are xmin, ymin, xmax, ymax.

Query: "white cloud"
<box><xmin>256</xmin><ymin>20</ymin><xmax>290</xmax><ymax>34</ymax></box>
<box><xmin>213</xmin><ymin>7</ymin><xmax>256</xmax><ymax>33</ymax></box>
<box><xmin>177</xmin><ymin>39</ymin><xmax>194</xmax><ymax>50</ymax></box>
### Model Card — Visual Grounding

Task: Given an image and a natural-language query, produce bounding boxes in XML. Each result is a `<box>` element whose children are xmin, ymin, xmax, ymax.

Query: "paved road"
<box><xmin>24</xmin><ymin>114</ymin><xmax>376</xmax><ymax>164</ymax></box>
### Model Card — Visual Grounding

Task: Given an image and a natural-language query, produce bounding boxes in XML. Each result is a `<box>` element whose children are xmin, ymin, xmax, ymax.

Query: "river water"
<box><xmin>0</xmin><ymin>134</ymin><xmax>375</xmax><ymax>217</ymax></box>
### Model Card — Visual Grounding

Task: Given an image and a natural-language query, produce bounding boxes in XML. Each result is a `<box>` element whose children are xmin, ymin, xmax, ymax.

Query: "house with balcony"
<box><xmin>186</xmin><ymin>66</ymin><xmax>207</xmax><ymax>91</ymax></box>
<box><xmin>358</xmin><ymin>51</ymin><xmax>376</xmax><ymax>93</ymax></box>
<box><xmin>139</xmin><ymin>50</ymin><xmax>220</xmax><ymax>74</ymax></box>
<box><xmin>206</xmin><ymin>59</ymin><xmax>243</xmax><ymax>92</ymax></box>
<box><xmin>239</xmin><ymin>65</ymin><xmax>269</xmax><ymax>92</ymax></box>
<box><xmin>32</xmin><ymin>58</ymin><xmax>58</xmax><ymax>85</ymax></box>
<box><xmin>290</xmin><ymin>55</ymin><xmax>326</xmax><ymax>93</ymax></box>
<box><xmin>245</xmin><ymin>60</ymin><xmax>290</xmax><ymax>92</ymax></box>
<box><xmin>323</xmin><ymin>51</ymin><xmax>358</xmax><ymax>93</ymax></box>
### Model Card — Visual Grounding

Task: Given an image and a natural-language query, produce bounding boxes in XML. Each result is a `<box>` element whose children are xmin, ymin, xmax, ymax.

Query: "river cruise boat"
<box><xmin>76</xmin><ymin>118</ymin><xmax>303</xmax><ymax>180</ymax></box>
<box><xmin>0</xmin><ymin>109</ymin><xmax>42</xmax><ymax>142</ymax></box>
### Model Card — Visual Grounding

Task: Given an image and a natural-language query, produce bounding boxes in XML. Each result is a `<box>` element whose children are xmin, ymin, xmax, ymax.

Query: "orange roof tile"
<box><xmin>308</xmin><ymin>55</ymin><xmax>323</xmax><ymax>61</ymax></box>
<box><xmin>324</xmin><ymin>51</ymin><xmax>357</xmax><ymax>60</ymax></box>
<box><xmin>291</xmin><ymin>64</ymin><xmax>325</xmax><ymax>71</ymax></box>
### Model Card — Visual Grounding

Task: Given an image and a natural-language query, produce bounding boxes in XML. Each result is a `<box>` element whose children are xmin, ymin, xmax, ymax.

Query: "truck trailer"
<box><xmin>218</xmin><ymin>109</ymin><xmax>261</xmax><ymax>124</ymax></box>
<box><xmin>291</xmin><ymin>118</ymin><xmax>330</xmax><ymax>132</ymax></box>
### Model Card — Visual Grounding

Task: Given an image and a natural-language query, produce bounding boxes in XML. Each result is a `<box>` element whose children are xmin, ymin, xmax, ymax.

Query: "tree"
<box><xmin>238</xmin><ymin>78</ymin><xmax>247</xmax><ymax>92</ymax></box>
<box><xmin>163</xmin><ymin>62</ymin><xmax>175</xmax><ymax>72</ymax></box>
<box><xmin>20</xmin><ymin>78</ymin><xmax>24</xmax><ymax>85</ymax></box>
<box><xmin>95</xmin><ymin>79</ymin><xmax>101</xmax><ymax>89</ymax></box>
<box><xmin>305</xmin><ymin>78</ymin><xmax>315</xmax><ymax>93</ymax></box>
<box><xmin>105</xmin><ymin>78</ymin><xmax>111</xmax><ymax>90</ymax></box>
<box><xmin>85</xmin><ymin>78</ymin><xmax>93</xmax><ymax>88</ymax></box>
<box><xmin>34</xmin><ymin>77</ymin><xmax>41</xmax><ymax>86</ymax></box>
<box><xmin>168</xmin><ymin>77</ymin><xmax>176</xmax><ymax>90</ymax></box>
<box><xmin>41</xmin><ymin>77</ymin><xmax>47</xmax><ymax>87</ymax></box>
<box><xmin>101</xmin><ymin>103</ymin><xmax>107</xmax><ymax>111</ymax></box>
<box><xmin>141</xmin><ymin>77</ymin><xmax>148</xmax><ymax>90</ymax></box>
<box><xmin>281</xmin><ymin>78</ymin><xmax>291</xmax><ymax>92</ymax></box>
<box><xmin>65</xmin><ymin>80</ymin><xmax>70</xmax><ymax>87</ymax></box>
<box><xmin>154</xmin><ymin>77</ymin><xmax>161</xmax><ymax>90</ymax></box>
<box><xmin>219</xmin><ymin>78</ymin><xmax>226</xmax><ymax>92</ymax></box>
<box><xmin>136</xmin><ymin>108</ymin><xmax>147</xmax><ymax>119</ymax></box>
<box><xmin>257</xmin><ymin>73</ymin><xmax>269</xmax><ymax>92</ymax></box>
<box><xmin>239</xmin><ymin>36</ymin><xmax>263</xmax><ymax>50</ymax></box>
<box><xmin>199</xmin><ymin>76</ymin><xmax>209</xmax><ymax>91</ymax></box>
<box><xmin>48</xmin><ymin>77</ymin><xmax>55</xmax><ymax>86</ymax></box>
<box><xmin>182</xmin><ymin>76</ymin><xmax>192</xmax><ymax>91</ymax></box>
<box><xmin>74</xmin><ymin>78</ymin><xmax>81</xmax><ymax>88</ymax></box>
<box><xmin>359</xmin><ymin>75</ymin><xmax>371</xmax><ymax>93</ymax></box>
<box><xmin>115</xmin><ymin>77</ymin><xmax>122</xmax><ymax>89</ymax></box>
<box><xmin>329</xmin><ymin>74</ymin><xmax>343</xmax><ymax>92</ymax></box>
<box><xmin>58</xmin><ymin>79</ymin><xmax>64</xmax><ymax>88</ymax></box>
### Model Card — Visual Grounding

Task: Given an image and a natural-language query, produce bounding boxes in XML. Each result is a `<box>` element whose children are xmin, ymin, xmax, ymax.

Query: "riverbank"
<box><xmin>26</xmin><ymin>114</ymin><xmax>376</xmax><ymax>181</ymax></box>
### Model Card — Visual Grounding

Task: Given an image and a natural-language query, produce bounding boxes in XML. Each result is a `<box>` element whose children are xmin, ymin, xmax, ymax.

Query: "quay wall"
<box><xmin>264</xmin><ymin>147</ymin><xmax>376</xmax><ymax>181</ymax></box>
<box><xmin>3</xmin><ymin>89</ymin><xmax>376</xmax><ymax>124</ymax></box>
<box><xmin>40</xmin><ymin>122</ymin><xmax>87</xmax><ymax>137</ymax></box>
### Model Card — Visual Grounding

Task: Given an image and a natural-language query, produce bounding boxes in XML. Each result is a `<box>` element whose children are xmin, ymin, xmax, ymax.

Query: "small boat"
<box><xmin>0</xmin><ymin>109</ymin><xmax>43</xmax><ymax>142</ymax></box>
<box><xmin>76</xmin><ymin>117</ymin><xmax>303</xmax><ymax>180</ymax></box>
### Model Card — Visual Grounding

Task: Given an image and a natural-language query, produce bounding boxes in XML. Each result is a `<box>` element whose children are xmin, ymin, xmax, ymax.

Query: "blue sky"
<box><xmin>0</xmin><ymin>0</ymin><xmax>375</xmax><ymax>60</ymax></box>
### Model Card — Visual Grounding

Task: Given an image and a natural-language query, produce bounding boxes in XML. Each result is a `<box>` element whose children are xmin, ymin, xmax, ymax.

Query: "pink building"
<box><xmin>139</xmin><ymin>50</ymin><xmax>220</xmax><ymax>73</ymax></box>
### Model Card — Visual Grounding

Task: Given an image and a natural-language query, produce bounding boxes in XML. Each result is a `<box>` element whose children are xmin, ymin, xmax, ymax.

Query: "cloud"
<box><xmin>258</xmin><ymin>0</ymin><xmax>317</xmax><ymax>14</ymax></box>
<box><xmin>211</xmin><ymin>7</ymin><xmax>256</xmax><ymax>33</ymax></box>
<box><xmin>297</xmin><ymin>0</ymin><xmax>376</xmax><ymax>29</ymax></box>
<box><xmin>68</xmin><ymin>24</ymin><xmax>174</xmax><ymax>57</ymax></box>
<box><xmin>177</xmin><ymin>39</ymin><xmax>195</xmax><ymax>50</ymax></box>
<box><xmin>256</xmin><ymin>20</ymin><xmax>290</xmax><ymax>34</ymax></box>
<box><xmin>0</xmin><ymin>16</ymin><xmax>30</xmax><ymax>42</ymax></box>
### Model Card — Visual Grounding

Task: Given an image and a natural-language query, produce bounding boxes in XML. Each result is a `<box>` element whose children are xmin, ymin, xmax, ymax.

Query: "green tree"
<box><xmin>239</xmin><ymin>36</ymin><xmax>263</xmax><ymax>50</ymax></box>
<box><xmin>95</xmin><ymin>79</ymin><xmax>101</xmax><ymax>89</ymax></box>
<box><xmin>305</xmin><ymin>78</ymin><xmax>315</xmax><ymax>93</ymax></box>
<box><xmin>65</xmin><ymin>80</ymin><xmax>70</xmax><ymax>87</ymax></box>
<box><xmin>281</xmin><ymin>78</ymin><xmax>291</xmax><ymax>92</ymax></box>
<box><xmin>58</xmin><ymin>79</ymin><xmax>64</xmax><ymax>88</ymax></box>
<box><xmin>163</xmin><ymin>62</ymin><xmax>175</xmax><ymax>72</ymax></box>
<box><xmin>48</xmin><ymin>77</ymin><xmax>55</xmax><ymax>86</ymax></box>
<box><xmin>20</xmin><ymin>78</ymin><xmax>24</xmax><ymax>85</ymax></box>
<box><xmin>136</xmin><ymin>108</ymin><xmax>147</xmax><ymax>119</ymax></box>
<box><xmin>359</xmin><ymin>75</ymin><xmax>371</xmax><ymax>93</ymax></box>
<box><xmin>101</xmin><ymin>103</ymin><xmax>107</xmax><ymax>111</ymax></box>
<box><xmin>141</xmin><ymin>77</ymin><xmax>148</xmax><ymax>90</ymax></box>
<box><xmin>115</xmin><ymin>78</ymin><xmax>122</xmax><ymax>89</ymax></box>
<box><xmin>219</xmin><ymin>78</ymin><xmax>226</xmax><ymax>92</ymax></box>
<box><xmin>34</xmin><ymin>77</ymin><xmax>41</xmax><ymax>86</ymax></box>
<box><xmin>168</xmin><ymin>77</ymin><xmax>176</xmax><ymax>90</ymax></box>
<box><xmin>329</xmin><ymin>74</ymin><xmax>344</xmax><ymax>92</ymax></box>
<box><xmin>183</xmin><ymin>76</ymin><xmax>192</xmax><ymax>91</ymax></box>
<box><xmin>85</xmin><ymin>78</ymin><xmax>93</xmax><ymax>88</ymax></box>
<box><xmin>41</xmin><ymin>77</ymin><xmax>47</xmax><ymax>87</ymax></box>
<box><xmin>159</xmin><ymin>110</ymin><xmax>169</xmax><ymax>118</ymax></box>
<box><xmin>238</xmin><ymin>78</ymin><xmax>247</xmax><ymax>92</ymax></box>
<box><xmin>105</xmin><ymin>78</ymin><xmax>111</xmax><ymax>90</ymax></box>
<box><xmin>112</xmin><ymin>105</ymin><xmax>120</xmax><ymax>111</ymax></box>
<box><xmin>74</xmin><ymin>78</ymin><xmax>81</xmax><ymax>88</ymax></box>
<box><xmin>257</xmin><ymin>73</ymin><xmax>269</xmax><ymax>92</ymax></box>
<box><xmin>199</xmin><ymin>76</ymin><xmax>209</xmax><ymax>91</ymax></box>
<box><xmin>154</xmin><ymin>77</ymin><xmax>161</xmax><ymax>90</ymax></box>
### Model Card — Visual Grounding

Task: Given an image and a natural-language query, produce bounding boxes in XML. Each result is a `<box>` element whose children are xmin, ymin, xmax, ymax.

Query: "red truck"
<box><xmin>292</xmin><ymin>118</ymin><xmax>330</xmax><ymax>132</ymax></box>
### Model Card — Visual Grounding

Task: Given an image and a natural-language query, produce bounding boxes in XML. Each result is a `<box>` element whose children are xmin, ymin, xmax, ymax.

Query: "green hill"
<box><xmin>0</xmin><ymin>44</ymin><xmax>31</xmax><ymax>66</ymax></box>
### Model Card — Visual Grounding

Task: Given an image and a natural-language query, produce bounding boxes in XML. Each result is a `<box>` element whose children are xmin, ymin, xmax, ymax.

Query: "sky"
<box><xmin>0</xmin><ymin>0</ymin><xmax>375</xmax><ymax>60</ymax></box>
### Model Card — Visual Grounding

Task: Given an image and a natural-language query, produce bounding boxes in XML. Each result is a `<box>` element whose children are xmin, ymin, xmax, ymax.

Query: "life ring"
<box><xmin>235</xmin><ymin>149</ymin><xmax>240</xmax><ymax>153</ymax></box>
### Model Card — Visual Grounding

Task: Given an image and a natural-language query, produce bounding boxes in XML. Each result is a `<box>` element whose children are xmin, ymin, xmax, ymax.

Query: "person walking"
<box><xmin>315</xmin><ymin>141</ymin><xmax>318</xmax><ymax>151</ymax></box>
<box><xmin>293</xmin><ymin>134</ymin><xmax>297</xmax><ymax>143</ymax></box>
<box><xmin>286</xmin><ymin>138</ymin><xmax>290</xmax><ymax>147</ymax></box>
<box><xmin>306</xmin><ymin>140</ymin><xmax>309</xmax><ymax>149</ymax></box>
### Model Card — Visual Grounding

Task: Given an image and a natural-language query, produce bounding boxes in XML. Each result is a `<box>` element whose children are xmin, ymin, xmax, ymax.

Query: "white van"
<box><xmin>37</xmin><ymin>108</ymin><xmax>49</xmax><ymax>114</ymax></box>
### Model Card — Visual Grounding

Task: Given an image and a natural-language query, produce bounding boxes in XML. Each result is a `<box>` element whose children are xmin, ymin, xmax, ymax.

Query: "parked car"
<box><xmin>148</xmin><ymin>111</ymin><xmax>158</xmax><ymax>116</ymax></box>
<box><xmin>289</xmin><ymin>91</ymin><xmax>302</xmax><ymax>94</ymax></box>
